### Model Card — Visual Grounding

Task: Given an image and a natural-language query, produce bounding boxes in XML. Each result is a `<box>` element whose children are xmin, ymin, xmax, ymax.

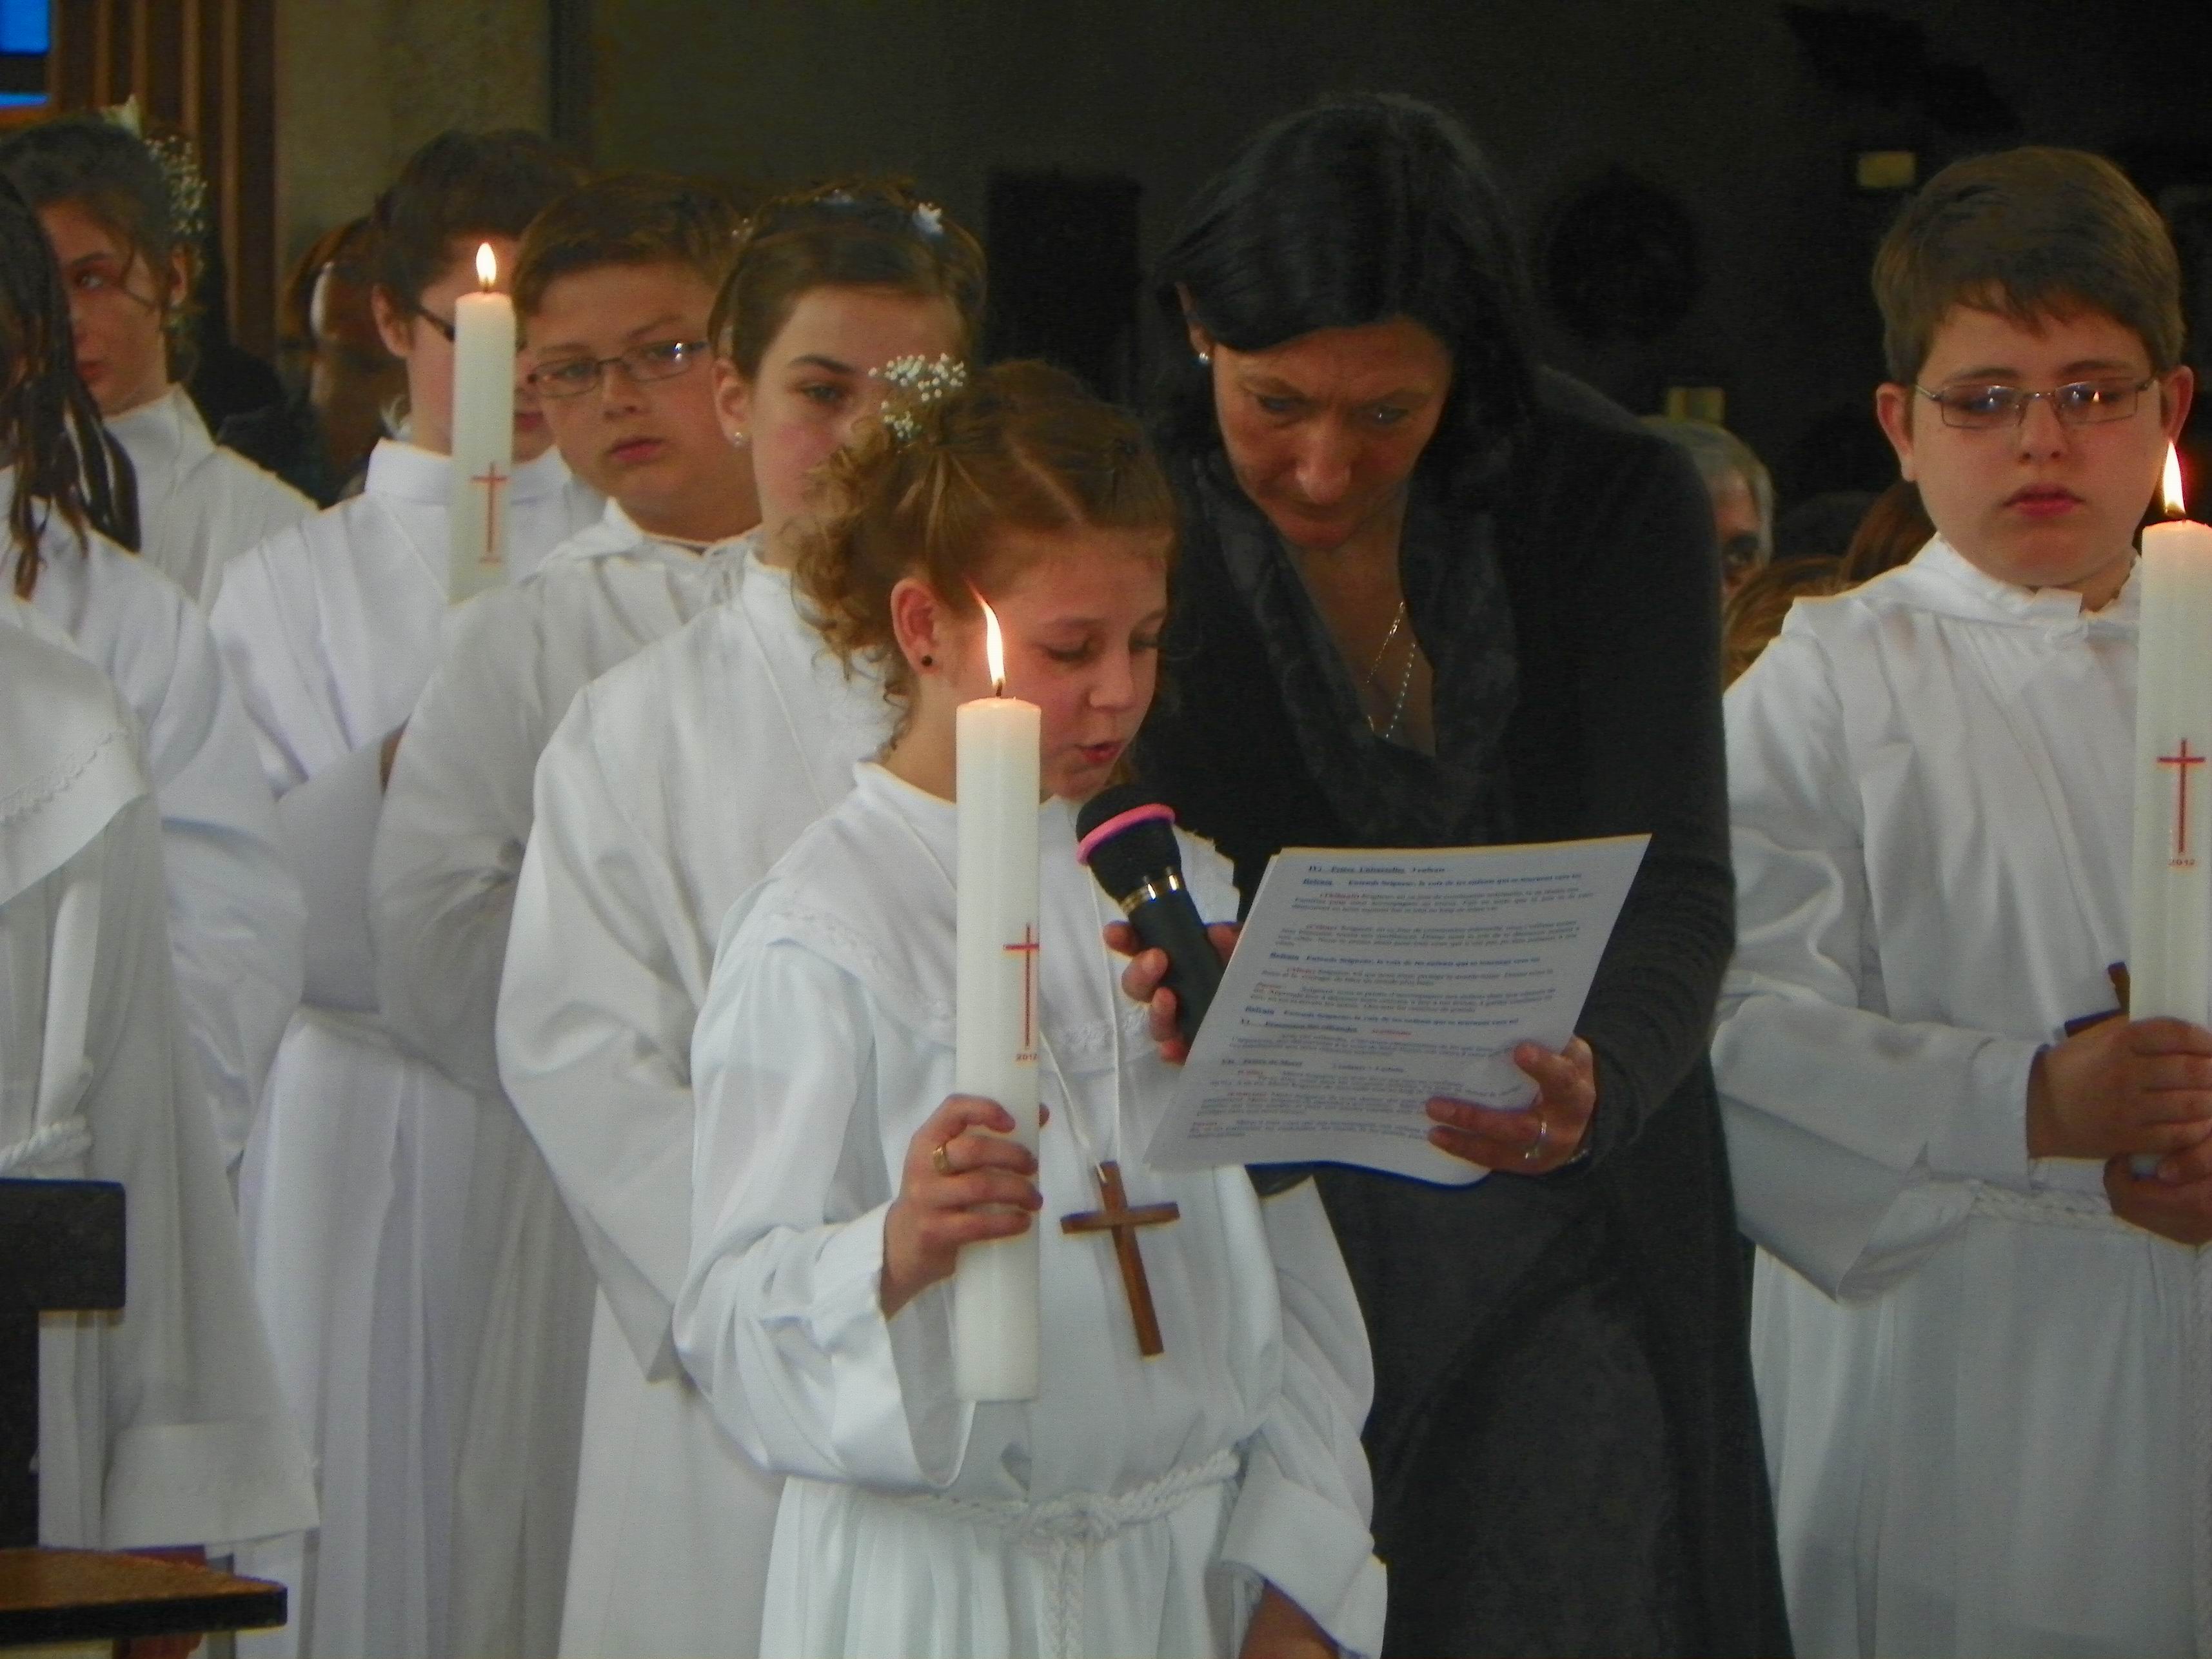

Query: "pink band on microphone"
<box><xmin>1076</xmin><ymin>801</ymin><xmax>1178</xmax><ymax>865</ymax></box>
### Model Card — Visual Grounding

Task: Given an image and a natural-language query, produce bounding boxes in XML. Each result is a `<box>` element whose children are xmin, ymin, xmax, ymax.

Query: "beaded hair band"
<box><xmin>873</xmin><ymin>353</ymin><xmax>968</xmax><ymax>444</ymax></box>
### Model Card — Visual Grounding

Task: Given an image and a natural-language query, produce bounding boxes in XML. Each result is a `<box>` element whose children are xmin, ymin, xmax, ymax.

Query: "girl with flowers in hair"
<box><xmin>1</xmin><ymin>172</ymin><xmax>303</xmax><ymax>1184</ymax></box>
<box><xmin>0</xmin><ymin>173</ymin><xmax>312</xmax><ymax>1578</ymax></box>
<box><xmin>496</xmin><ymin>178</ymin><xmax>990</xmax><ymax>1659</ymax></box>
<box><xmin>675</xmin><ymin>360</ymin><xmax>1383</xmax><ymax>1659</ymax></box>
<box><xmin>0</xmin><ymin>112</ymin><xmax>313</xmax><ymax>605</ymax></box>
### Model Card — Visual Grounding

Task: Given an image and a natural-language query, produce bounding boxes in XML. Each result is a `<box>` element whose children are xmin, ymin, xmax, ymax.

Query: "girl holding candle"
<box><xmin>1717</xmin><ymin>148</ymin><xmax>2204</xmax><ymax>1658</ymax></box>
<box><xmin>204</xmin><ymin>130</ymin><xmax>598</xmax><ymax>1659</ymax></box>
<box><xmin>675</xmin><ymin>361</ymin><xmax>1382</xmax><ymax>1659</ymax></box>
<box><xmin>495</xmin><ymin>179</ymin><xmax>985</xmax><ymax>1659</ymax></box>
<box><xmin>0</xmin><ymin>113</ymin><xmax>315</xmax><ymax>607</ymax></box>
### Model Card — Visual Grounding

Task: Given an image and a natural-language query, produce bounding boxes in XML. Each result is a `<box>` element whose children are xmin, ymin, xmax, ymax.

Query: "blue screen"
<box><xmin>1</xmin><ymin>0</ymin><xmax>50</xmax><ymax>54</ymax></box>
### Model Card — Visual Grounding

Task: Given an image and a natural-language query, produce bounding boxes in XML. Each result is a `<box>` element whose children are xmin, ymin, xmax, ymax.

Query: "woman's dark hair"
<box><xmin>708</xmin><ymin>177</ymin><xmax>985</xmax><ymax>380</ymax></box>
<box><xmin>1</xmin><ymin>177</ymin><xmax>139</xmax><ymax>598</ymax></box>
<box><xmin>371</xmin><ymin>130</ymin><xmax>586</xmax><ymax>318</ymax></box>
<box><xmin>1153</xmin><ymin>93</ymin><xmax>1537</xmax><ymax>481</ymax></box>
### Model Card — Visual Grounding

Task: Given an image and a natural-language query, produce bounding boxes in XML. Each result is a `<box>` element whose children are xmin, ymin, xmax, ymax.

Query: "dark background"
<box><xmin>560</xmin><ymin>0</ymin><xmax>2212</xmax><ymax>507</ymax></box>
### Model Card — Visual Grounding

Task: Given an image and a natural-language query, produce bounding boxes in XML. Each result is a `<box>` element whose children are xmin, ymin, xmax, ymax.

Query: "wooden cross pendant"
<box><xmin>1060</xmin><ymin>1160</ymin><xmax>1180</xmax><ymax>1358</ymax></box>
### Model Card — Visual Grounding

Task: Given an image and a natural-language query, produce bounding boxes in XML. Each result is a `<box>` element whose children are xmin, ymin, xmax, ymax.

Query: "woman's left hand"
<box><xmin>1426</xmin><ymin>1036</ymin><xmax>1597</xmax><ymax>1175</ymax></box>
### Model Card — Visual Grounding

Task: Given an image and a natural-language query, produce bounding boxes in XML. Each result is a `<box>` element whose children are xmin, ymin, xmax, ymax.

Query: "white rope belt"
<box><xmin>891</xmin><ymin>1448</ymin><xmax>1240</xmax><ymax>1658</ymax></box>
<box><xmin>0</xmin><ymin>1112</ymin><xmax>91</xmax><ymax>1176</ymax></box>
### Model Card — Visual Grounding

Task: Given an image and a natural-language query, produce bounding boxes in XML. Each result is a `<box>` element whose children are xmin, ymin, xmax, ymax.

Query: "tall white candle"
<box><xmin>448</xmin><ymin>242</ymin><xmax>516</xmax><ymax>604</ymax></box>
<box><xmin>2131</xmin><ymin>446</ymin><xmax>2212</xmax><ymax>1037</ymax></box>
<box><xmin>953</xmin><ymin>598</ymin><xmax>1042</xmax><ymax>1402</ymax></box>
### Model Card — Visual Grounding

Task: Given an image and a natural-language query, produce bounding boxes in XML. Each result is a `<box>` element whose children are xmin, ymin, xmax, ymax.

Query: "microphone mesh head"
<box><xmin>1074</xmin><ymin>784</ymin><xmax>1184</xmax><ymax>904</ymax></box>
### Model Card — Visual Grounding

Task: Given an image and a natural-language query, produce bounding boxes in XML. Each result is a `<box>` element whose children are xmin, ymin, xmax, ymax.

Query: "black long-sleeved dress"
<box><xmin>1136</xmin><ymin>370</ymin><xmax>1791</xmax><ymax>1657</ymax></box>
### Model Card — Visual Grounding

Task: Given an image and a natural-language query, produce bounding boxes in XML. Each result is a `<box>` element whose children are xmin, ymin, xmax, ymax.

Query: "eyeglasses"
<box><xmin>411</xmin><ymin>309</ymin><xmax>527</xmax><ymax>355</ymax></box>
<box><xmin>528</xmin><ymin>339</ymin><xmax>711</xmax><ymax>398</ymax></box>
<box><xmin>1913</xmin><ymin>375</ymin><xmax>2155</xmax><ymax>430</ymax></box>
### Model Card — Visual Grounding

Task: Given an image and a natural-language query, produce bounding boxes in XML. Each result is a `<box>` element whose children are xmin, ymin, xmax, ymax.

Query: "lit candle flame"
<box><xmin>476</xmin><ymin>242</ymin><xmax>497</xmax><ymax>291</ymax></box>
<box><xmin>2165</xmin><ymin>444</ymin><xmax>2189</xmax><ymax>519</ymax></box>
<box><xmin>981</xmin><ymin>596</ymin><xmax>1006</xmax><ymax>696</ymax></box>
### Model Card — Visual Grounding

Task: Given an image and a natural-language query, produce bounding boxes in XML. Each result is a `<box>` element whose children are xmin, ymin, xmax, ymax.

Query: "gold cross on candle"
<box><xmin>1060</xmin><ymin>1161</ymin><xmax>1180</xmax><ymax>1358</ymax></box>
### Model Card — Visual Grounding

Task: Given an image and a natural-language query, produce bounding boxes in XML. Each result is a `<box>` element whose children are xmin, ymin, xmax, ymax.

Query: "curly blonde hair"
<box><xmin>796</xmin><ymin>360</ymin><xmax>1178</xmax><ymax>733</ymax></box>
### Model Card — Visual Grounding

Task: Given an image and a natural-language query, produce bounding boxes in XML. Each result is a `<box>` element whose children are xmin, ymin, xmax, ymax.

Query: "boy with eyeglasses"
<box><xmin>1716</xmin><ymin>146</ymin><xmax>2201</xmax><ymax>1658</ymax></box>
<box><xmin>366</xmin><ymin>171</ymin><xmax>758</xmax><ymax>1659</ymax></box>
<box><xmin>206</xmin><ymin>128</ymin><xmax>600</xmax><ymax>1659</ymax></box>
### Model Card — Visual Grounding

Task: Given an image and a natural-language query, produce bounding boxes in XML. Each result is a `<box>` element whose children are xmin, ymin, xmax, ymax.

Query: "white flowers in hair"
<box><xmin>913</xmin><ymin>202</ymin><xmax>945</xmax><ymax>238</ymax></box>
<box><xmin>873</xmin><ymin>354</ymin><xmax>969</xmax><ymax>444</ymax></box>
<box><xmin>99</xmin><ymin>96</ymin><xmax>211</xmax><ymax>249</ymax></box>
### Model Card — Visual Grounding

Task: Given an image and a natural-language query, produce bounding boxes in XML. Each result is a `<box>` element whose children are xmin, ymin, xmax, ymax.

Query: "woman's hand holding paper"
<box><xmin>1425</xmin><ymin>1036</ymin><xmax>1598</xmax><ymax>1175</ymax></box>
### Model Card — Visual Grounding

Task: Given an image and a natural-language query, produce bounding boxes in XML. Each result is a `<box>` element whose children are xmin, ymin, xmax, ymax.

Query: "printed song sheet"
<box><xmin>1147</xmin><ymin>835</ymin><xmax>1648</xmax><ymax>1185</ymax></box>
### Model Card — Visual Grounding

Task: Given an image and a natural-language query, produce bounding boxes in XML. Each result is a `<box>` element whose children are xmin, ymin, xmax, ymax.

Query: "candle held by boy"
<box><xmin>2131</xmin><ymin>446</ymin><xmax>2212</xmax><ymax>1030</ymax></box>
<box><xmin>449</xmin><ymin>241</ymin><xmax>517</xmax><ymax>601</ymax></box>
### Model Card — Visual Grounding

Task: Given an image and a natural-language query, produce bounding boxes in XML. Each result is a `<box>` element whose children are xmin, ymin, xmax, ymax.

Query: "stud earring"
<box><xmin>920</xmin><ymin>654</ymin><xmax>935</xmax><ymax>667</ymax></box>
<box><xmin>726</xmin><ymin>429</ymin><xmax>749</xmax><ymax>447</ymax></box>
<box><xmin>1194</xmin><ymin>350</ymin><xmax>1211</xmax><ymax>367</ymax></box>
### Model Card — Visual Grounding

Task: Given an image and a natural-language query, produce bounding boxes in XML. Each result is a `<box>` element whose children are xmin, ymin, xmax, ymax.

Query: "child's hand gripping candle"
<box><xmin>449</xmin><ymin>241</ymin><xmax>516</xmax><ymax>603</ymax></box>
<box><xmin>953</xmin><ymin>597</ymin><xmax>1043</xmax><ymax>1400</ymax></box>
<box><xmin>2129</xmin><ymin>446</ymin><xmax>2212</xmax><ymax>1172</ymax></box>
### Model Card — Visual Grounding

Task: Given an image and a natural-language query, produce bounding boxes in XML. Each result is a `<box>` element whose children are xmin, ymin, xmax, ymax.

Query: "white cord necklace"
<box><xmin>735</xmin><ymin>553</ymin><xmax>834</xmax><ymax>818</ymax></box>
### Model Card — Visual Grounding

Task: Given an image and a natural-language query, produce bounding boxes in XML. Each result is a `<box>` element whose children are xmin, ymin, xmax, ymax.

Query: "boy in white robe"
<box><xmin>2</xmin><ymin>603</ymin><xmax>317</xmax><ymax>1556</ymax></box>
<box><xmin>204</xmin><ymin>130</ymin><xmax>595</xmax><ymax>1659</ymax></box>
<box><xmin>1</xmin><ymin>114</ymin><xmax>313</xmax><ymax>606</ymax></box>
<box><xmin>678</xmin><ymin>360</ymin><xmax>1381</xmax><ymax>1659</ymax></box>
<box><xmin>369</xmin><ymin>173</ymin><xmax>757</xmax><ymax>1659</ymax></box>
<box><xmin>1716</xmin><ymin>148</ymin><xmax>2207</xmax><ymax>1658</ymax></box>
<box><xmin>497</xmin><ymin>181</ymin><xmax>983</xmax><ymax>1658</ymax></box>
<box><xmin>2</xmin><ymin>175</ymin><xmax>303</xmax><ymax>1176</ymax></box>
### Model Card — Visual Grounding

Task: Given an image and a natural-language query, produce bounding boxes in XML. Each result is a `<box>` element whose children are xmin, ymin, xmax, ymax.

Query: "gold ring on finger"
<box><xmin>1523</xmin><ymin>1114</ymin><xmax>1548</xmax><ymax>1166</ymax></box>
<box><xmin>932</xmin><ymin>1142</ymin><xmax>954</xmax><ymax>1178</ymax></box>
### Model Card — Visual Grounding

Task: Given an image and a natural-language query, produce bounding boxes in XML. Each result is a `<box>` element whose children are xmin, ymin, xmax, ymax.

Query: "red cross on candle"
<box><xmin>1003</xmin><ymin>924</ymin><xmax>1040</xmax><ymax>1055</ymax></box>
<box><xmin>2160</xmin><ymin>738</ymin><xmax>2206</xmax><ymax>867</ymax></box>
<box><xmin>471</xmin><ymin>461</ymin><xmax>509</xmax><ymax>564</ymax></box>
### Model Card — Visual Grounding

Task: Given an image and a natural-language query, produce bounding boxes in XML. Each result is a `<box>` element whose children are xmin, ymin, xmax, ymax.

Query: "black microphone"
<box><xmin>1076</xmin><ymin>783</ymin><xmax>1224</xmax><ymax>1045</ymax></box>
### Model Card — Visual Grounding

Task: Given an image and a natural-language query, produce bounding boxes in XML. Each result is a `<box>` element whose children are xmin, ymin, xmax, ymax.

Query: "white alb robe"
<box><xmin>1</xmin><ymin>608</ymin><xmax>317</xmax><ymax>1552</ymax></box>
<box><xmin>3</xmin><ymin>474</ymin><xmax>304</xmax><ymax>1171</ymax></box>
<box><xmin>498</xmin><ymin>558</ymin><xmax>887</xmax><ymax>1658</ymax></box>
<box><xmin>369</xmin><ymin>506</ymin><xmax>751</xmax><ymax>1658</ymax></box>
<box><xmin>678</xmin><ymin>763</ymin><xmax>1386</xmax><ymax>1659</ymax></box>
<box><xmin>207</xmin><ymin>438</ymin><xmax>602</xmax><ymax>1659</ymax></box>
<box><xmin>1715</xmin><ymin>537</ymin><xmax>2201</xmax><ymax>1658</ymax></box>
<box><xmin>107</xmin><ymin>384</ymin><xmax>315</xmax><ymax>606</ymax></box>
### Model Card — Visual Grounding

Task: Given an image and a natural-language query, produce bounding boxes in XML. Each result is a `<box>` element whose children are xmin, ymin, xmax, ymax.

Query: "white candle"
<box><xmin>953</xmin><ymin>598</ymin><xmax>1042</xmax><ymax>1402</ymax></box>
<box><xmin>448</xmin><ymin>242</ymin><xmax>515</xmax><ymax>604</ymax></box>
<box><xmin>2131</xmin><ymin>446</ymin><xmax>2212</xmax><ymax>1036</ymax></box>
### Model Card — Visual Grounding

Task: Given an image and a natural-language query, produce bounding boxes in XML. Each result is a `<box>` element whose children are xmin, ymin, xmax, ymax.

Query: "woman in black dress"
<box><xmin>1128</xmin><ymin>94</ymin><xmax>1789</xmax><ymax>1657</ymax></box>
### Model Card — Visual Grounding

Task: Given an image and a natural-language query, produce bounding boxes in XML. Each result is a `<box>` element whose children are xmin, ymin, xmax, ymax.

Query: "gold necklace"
<box><xmin>1364</xmin><ymin>600</ymin><xmax>1417</xmax><ymax>741</ymax></box>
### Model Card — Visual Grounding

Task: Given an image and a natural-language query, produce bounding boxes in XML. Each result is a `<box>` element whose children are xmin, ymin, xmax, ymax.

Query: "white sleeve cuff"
<box><xmin>1220</xmin><ymin>1441</ymin><xmax>1388</xmax><ymax>1659</ymax></box>
<box><xmin>1924</xmin><ymin>1034</ymin><xmax>2040</xmax><ymax>1190</ymax></box>
<box><xmin>811</xmin><ymin>1203</ymin><xmax>966</xmax><ymax>1488</ymax></box>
